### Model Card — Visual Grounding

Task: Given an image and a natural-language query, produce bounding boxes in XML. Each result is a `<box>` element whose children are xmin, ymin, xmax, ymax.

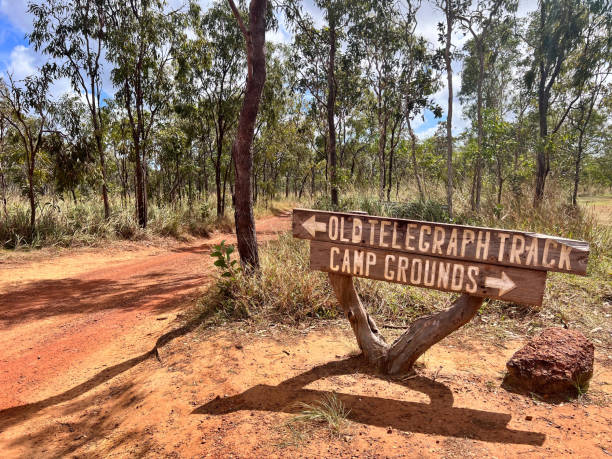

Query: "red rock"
<box><xmin>504</xmin><ymin>327</ymin><xmax>594</xmax><ymax>396</ymax></box>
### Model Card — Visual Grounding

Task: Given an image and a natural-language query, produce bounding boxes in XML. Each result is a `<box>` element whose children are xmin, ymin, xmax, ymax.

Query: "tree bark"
<box><xmin>329</xmin><ymin>273</ymin><xmax>483</xmax><ymax>374</ymax></box>
<box><xmin>474</xmin><ymin>44</ymin><xmax>484</xmax><ymax>212</ymax></box>
<box><xmin>407</xmin><ymin>118</ymin><xmax>424</xmax><ymax>201</ymax></box>
<box><xmin>534</xmin><ymin>1</ymin><xmax>550</xmax><ymax>207</ymax></box>
<box><xmin>28</xmin><ymin>164</ymin><xmax>36</xmax><ymax>230</ymax></box>
<box><xmin>228</xmin><ymin>0</ymin><xmax>266</xmax><ymax>270</ymax></box>
<box><xmin>572</xmin><ymin>129</ymin><xmax>584</xmax><ymax>207</ymax></box>
<box><xmin>327</xmin><ymin>9</ymin><xmax>338</xmax><ymax>207</ymax></box>
<box><xmin>444</xmin><ymin>1</ymin><xmax>454</xmax><ymax>218</ymax></box>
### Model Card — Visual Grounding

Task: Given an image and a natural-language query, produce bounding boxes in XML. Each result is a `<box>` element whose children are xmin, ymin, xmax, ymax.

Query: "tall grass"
<box><xmin>199</xmin><ymin>233</ymin><xmax>338</xmax><ymax>322</ymax></box>
<box><xmin>0</xmin><ymin>195</ymin><xmax>217</xmax><ymax>249</ymax></box>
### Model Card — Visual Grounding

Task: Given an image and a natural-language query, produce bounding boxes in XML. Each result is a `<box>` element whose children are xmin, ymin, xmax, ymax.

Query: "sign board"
<box><xmin>293</xmin><ymin>208</ymin><xmax>590</xmax><ymax>306</ymax></box>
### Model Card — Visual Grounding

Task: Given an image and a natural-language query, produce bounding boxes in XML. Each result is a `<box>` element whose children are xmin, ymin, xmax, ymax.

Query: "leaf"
<box><xmin>210</xmin><ymin>251</ymin><xmax>222</xmax><ymax>257</ymax></box>
<box><xmin>221</xmin><ymin>272</ymin><xmax>232</xmax><ymax>277</ymax></box>
<box><xmin>214</xmin><ymin>259</ymin><xmax>226</xmax><ymax>268</ymax></box>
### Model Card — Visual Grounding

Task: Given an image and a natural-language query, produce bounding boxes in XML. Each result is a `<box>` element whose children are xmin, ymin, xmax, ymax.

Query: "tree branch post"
<box><xmin>329</xmin><ymin>273</ymin><xmax>484</xmax><ymax>375</ymax></box>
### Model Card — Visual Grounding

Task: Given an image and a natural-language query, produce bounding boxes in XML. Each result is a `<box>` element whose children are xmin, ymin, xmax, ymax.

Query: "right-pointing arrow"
<box><xmin>485</xmin><ymin>271</ymin><xmax>516</xmax><ymax>297</ymax></box>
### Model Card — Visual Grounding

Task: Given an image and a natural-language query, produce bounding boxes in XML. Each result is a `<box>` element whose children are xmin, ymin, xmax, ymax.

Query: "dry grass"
<box><xmin>291</xmin><ymin>393</ymin><xmax>351</xmax><ymax>437</ymax></box>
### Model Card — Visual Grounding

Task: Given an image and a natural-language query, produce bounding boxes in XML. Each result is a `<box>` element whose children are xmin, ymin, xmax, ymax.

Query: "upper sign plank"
<box><xmin>293</xmin><ymin>208</ymin><xmax>590</xmax><ymax>275</ymax></box>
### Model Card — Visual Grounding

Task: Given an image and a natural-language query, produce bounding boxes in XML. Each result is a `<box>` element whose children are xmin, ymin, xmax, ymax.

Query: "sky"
<box><xmin>0</xmin><ymin>0</ymin><xmax>535</xmax><ymax>139</ymax></box>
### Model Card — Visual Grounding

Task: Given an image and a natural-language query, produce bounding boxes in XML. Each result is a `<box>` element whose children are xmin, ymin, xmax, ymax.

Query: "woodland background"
<box><xmin>0</xmin><ymin>0</ymin><xmax>610</xmax><ymax>251</ymax></box>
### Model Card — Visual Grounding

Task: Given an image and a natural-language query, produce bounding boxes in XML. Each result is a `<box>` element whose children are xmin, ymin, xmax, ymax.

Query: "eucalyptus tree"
<box><xmin>284</xmin><ymin>0</ymin><xmax>357</xmax><ymax>207</ymax></box>
<box><xmin>357</xmin><ymin>0</ymin><xmax>407</xmax><ymax>201</ymax></box>
<box><xmin>177</xmin><ymin>1</ymin><xmax>245</xmax><ymax>218</ymax></box>
<box><xmin>457</xmin><ymin>0</ymin><xmax>517</xmax><ymax>211</ymax></box>
<box><xmin>106</xmin><ymin>0</ymin><xmax>184</xmax><ymax>227</ymax></box>
<box><xmin>567</xmin><ymin>72</ymin><xmax>611</xmax><ymax>206</ymax></box>
<box><xmin>29</xmin><ymin>0</ymin><xmax>112</xmax><ymax>219</ymax></box>
<box><xmin>0</xmin><ymin>70</ymin><xmax>54</xmax><ymax>229</ymax></box>
<box><xmin>106</xmin><ymin>104</ymin><xmax>132</xmax><ymax>207</ymax></box>
<box><xmin>226</xmin><ymin>0</ymin><xmax>269</xmax><ymax>270</ymax></box>
<box><xmin>523</xmin><ymin>0</ymin><xmax>609</xmax><ymax>206</ymax></box>
<box><xmin>0</xmin><ymin>112</ymin><xmax>8</xmax><ymax>221</ymax></box>
<box><xmin>435</xmin><ymin>0</ymin><xmax>470</xmax><ymax>218</ymax></box>
<box><xmin>284</xmin><ymin>16</ymin><xmax>329</xmax><ymax>190</ymax></box>
<box><xmin>401</xmin><ymin>0</ymin><xmax>442</xmax><ymax>201</ymax></box>
<box><xmin>46</xmin><ymin>94</ymin><xmax>97</xmax><ymax>203</ymax></box>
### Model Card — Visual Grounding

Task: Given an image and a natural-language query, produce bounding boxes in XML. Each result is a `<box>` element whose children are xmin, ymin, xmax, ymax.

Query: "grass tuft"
<box><xmin>291</xmin><ymin>393</ymin><xmax>350</xmax><ymax>437</ymax></box>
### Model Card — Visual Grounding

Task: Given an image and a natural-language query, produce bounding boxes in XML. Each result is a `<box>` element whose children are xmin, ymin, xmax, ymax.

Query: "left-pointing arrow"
<box><xmin>302</xmin><ymin>215</ymin><xmax>327</xmax><ymax>238</ymax></box>
<box><xmin>484</xmin><ymin>271</ymin><xmax>516</xmax><ymax>297</ymax></box>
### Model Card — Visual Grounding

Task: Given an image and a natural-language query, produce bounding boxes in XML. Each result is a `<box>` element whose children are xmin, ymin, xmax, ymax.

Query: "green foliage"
<box><xmin>210</xmin><ymin>240</ymin><xmax>239</xmax><ymax>278</ymax></box>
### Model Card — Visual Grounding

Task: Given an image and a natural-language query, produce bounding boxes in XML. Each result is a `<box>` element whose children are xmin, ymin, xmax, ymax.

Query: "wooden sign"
<box><xmin>310</xmin><ymin>241</ymin><xmax>546</xmax><ymax>305</ymax></box>
<box><xmin>293</xmin><ymin>208</ymin><xmax>590</xmax><ymax>306</ymax></box>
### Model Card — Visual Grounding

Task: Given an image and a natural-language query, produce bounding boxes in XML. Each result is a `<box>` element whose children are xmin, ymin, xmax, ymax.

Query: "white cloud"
<box><xmin>0</xmin><ymin>0</ymin><xmax>31</xmax><ymax>32</ymax></box>
<box><xmin>7</xmin><ymin>44</ymin><xmax>36</xmax><ymax>80</ymax></box>
<box><xmin>415</xmin><ymin>124</ymin><xmax>440</xmax><ymax>140</ymax></box>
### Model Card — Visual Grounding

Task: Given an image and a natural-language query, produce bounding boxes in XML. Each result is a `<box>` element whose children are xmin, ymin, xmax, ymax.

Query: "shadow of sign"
<box><xmin>193</xmin><ymin>356</ymin><xmax>545</xmax><ymax>446</ymax></box>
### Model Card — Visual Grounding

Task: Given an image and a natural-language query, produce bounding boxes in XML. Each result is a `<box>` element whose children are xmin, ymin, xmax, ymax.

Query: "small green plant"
<box><xmin>292</xmin><ymin>392</ymin><xmax>350</xmax><ymax>437</ymax></box>
<box><xmin>572</xmin><ymin>374</ymin><xmax>591</xmax><ymax>398</ymax></box>
<box><xmin>211</xmin><ymin>240</ymin><xmax>239</xmax><ymax>278</ymax></box>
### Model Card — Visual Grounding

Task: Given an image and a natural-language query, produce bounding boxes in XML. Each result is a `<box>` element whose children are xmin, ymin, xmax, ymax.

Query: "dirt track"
<box><xmin>0</xmin><ymin>214</ymin><xmax>290</xmax><ymax>411</ymax></box>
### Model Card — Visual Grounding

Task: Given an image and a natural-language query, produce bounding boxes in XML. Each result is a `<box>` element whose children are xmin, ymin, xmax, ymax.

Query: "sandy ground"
<box><xmin>1</xmin><ymin>211</ymin><xmax>611</xmax><ymax>458</ymax></box>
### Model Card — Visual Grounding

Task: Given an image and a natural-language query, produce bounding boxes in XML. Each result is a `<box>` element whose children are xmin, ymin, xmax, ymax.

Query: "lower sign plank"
<box><xmin>310</xmin><ymin>241</ymin><xmax>547</xmax><ymax>306</ymax></box>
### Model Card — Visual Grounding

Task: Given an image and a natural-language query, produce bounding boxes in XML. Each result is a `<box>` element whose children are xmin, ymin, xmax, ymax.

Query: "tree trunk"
<box><xmin>327</xmin><ymin>9</ymin><xmax>338</xmax><ymax>207</ymax></box>
<box><xmin>134</xmin><ymin>143</ymin><xmax>146</xmax><ymax>227</ymax></box>
<box><xmin>534</xmin><ymin>85</ymin><xmax>549</xmax><ymax>207</ymax></box>
<box><xmin>0</xmin><ymin>163</ymin><xmax>7</xmax><ymax>222</ymax></box>
<box><xmin>534</xmin><ymin>3</ymin><xmax>549</xmax><ymax>208</ymax></box>
<box><xmin>474</xmin><ymin>45</ymin><xmax>484</xmax><ymax>212</ymax></box>
<box><xmin>28</xmin><ymin>165</ymin><xmax>36</xmax><ymax>230</ymax></box>
<box><xmin>407</xmin><ymin>119</ymin><xmax>424</xmax><ymax>201</ymax></box>
<box><xmin>328</xmin><ymin>273</ymin><xmax>483</xmax><ymax>374</ymax></box>
<box><xmin>311</xmin><ymin>166</ymin><xmax>315</xmax><ymax>197</ymax></box>
<box><xmin>93</xmin><ymin>112</ymin><xmax>110</xmax><ymax>220</ymax></box>
<box><xmin>215</xmin><ymin>147</ymin><xmax>223</xmax><ymax>217</ymax></box>
<box><xmin>228</xmin><ymin>0</ymin><xmax>267</xmax><ymax>270</ymax></box>
<box><xmin>444</xmin><ymin>4</ymin><xmax>454</xmax><ymax>218</ymax></box>
<box><xmin>572</xmin><ymin>129</ymin><xmax>584</xmax><ymax>207</ymax></box>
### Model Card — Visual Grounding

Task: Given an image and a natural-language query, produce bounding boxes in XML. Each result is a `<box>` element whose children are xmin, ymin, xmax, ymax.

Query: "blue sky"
<box><xmin>0</xmin><ymin>0</ymin><xmax>534</xmax><ymax>139</ymax></box>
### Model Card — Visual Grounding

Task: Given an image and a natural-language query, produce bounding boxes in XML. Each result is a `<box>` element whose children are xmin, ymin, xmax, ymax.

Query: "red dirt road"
<box><xmin>0</xmin><ymin>214</ymin><xmax>290</xmax><ymax>411</ymax></box>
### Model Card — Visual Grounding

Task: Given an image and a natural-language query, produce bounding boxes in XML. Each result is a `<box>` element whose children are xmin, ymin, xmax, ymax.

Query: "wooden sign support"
<box><xmin>293</xmin><ymin>208</ymin><xmax>590</xmax><ymax>375</ymax></box>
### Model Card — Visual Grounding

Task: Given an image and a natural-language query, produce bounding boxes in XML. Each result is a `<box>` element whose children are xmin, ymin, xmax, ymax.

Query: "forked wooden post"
<box><xmin>329</xmin><ymin>273</ymin><xmax>483</xmax><ymax>375</ymax></box>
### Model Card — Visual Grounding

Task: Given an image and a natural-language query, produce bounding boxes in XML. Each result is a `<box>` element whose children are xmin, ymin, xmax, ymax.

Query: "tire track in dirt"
<box><xmin>0</xmin><ymin>213</ymin><xmax>290</xmax><ymax>410</ymax></box>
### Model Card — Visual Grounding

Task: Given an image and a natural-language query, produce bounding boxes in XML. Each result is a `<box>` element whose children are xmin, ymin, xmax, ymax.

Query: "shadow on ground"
<box><xmin>0</xmin><ymin>272</ymin><xmax>206</xmax><ymax>326</ymax></box>
<box><xmin>0</xmin><ymin>308</ymin><xmax>213</xmax><ymax>433</ymax></box>
<box><xmin>194</xmin><ymin>356</ymin><xmax>546</xmax><ymax>446</ymax></box>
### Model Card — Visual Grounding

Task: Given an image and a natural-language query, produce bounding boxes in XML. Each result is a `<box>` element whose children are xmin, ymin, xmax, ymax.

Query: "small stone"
<box><xmin>504</xmin><ymin>327</ymin><xmax>594</xmax><ymax>397</ymax></box>
<box><xmin>525</xmin><ymin>415</ymin><xmax>533</xmax><ymax>421</ymax></box>
<box><xmin>387</xmin><ymin>427</ymin><xmax>392</xmax><ymax>434</ymax></box>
